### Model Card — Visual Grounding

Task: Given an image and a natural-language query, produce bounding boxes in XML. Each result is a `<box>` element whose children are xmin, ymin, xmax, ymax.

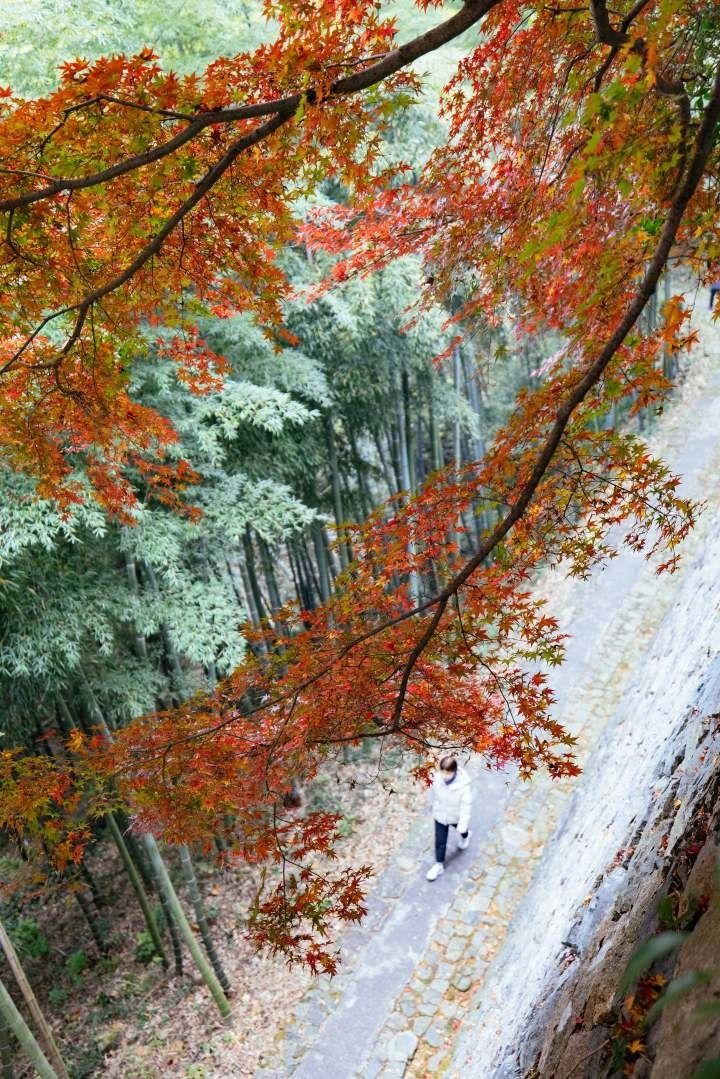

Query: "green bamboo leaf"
<box><xmin>693</xmin><ymin>1060</ymin><xmax>720</xmax><ymax>1079</ymax></box>
<box><xmin>620</xmin><ymin>932</ymin><xmax>686</xmax><ymax>992</ymax></box>
<box><xmin>695</xmin><ymin>1001</ymin><xmax>720</xmax><ymax>1020</ymax></box>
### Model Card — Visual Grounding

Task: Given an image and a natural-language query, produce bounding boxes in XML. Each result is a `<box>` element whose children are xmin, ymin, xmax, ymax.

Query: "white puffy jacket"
<box><xmin>431</xmin><ymin>767</ymin><xmax>473</xmax><ymax>833</ymax></box>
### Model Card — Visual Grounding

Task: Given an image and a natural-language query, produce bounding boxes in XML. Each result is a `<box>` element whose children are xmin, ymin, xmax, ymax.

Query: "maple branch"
<box><xmin>387</xmin><ymin>56</ymin><xmax>720</xmax><ymax>726</ymax></box>
<box><xmin>113</xmin><ymin>32</ymin><xmax>720</xmax><ymax>772</ymax></box>
<box><xmin>0</xmin><ymin>0</ymin><xmax>500</xmax><ymax>215</ymax></box>
<box><xmin>590</xmin><ymin>0</ymin><xmax>653</xmax><ymax>90</ymax></box>
<box><xmin>589</xmin><ymin>0</ymin><xmax>627</xmax><ymax>47</ymax></box>
<box><xmin>0</xmin><ymin>111</ymin><xmax>288</xmax><ymax>376</ymax></box>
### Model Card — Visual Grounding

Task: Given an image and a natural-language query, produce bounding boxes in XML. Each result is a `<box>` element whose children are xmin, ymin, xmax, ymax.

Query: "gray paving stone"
<box><xmin>307</xmin><ymin>1002</ymin><xmax>330</xmax><ymax>1027</ymax></box>
<box><xmin>361</xmin><ymin>1054</ymin><xmax>385</xmax><ymax>1079</ymax></box>
<box><xmin>377</xmin><ymin>870</ymin><xmax>407</xmax><ymax>899</ymax></box>
<box><xmin>445</xmin><ymin>938</ymin><xmax>466</xmax><ymax>962</ymax></box>
<box><xmin>412</xmin><ymin>1015</ymin><xmax>431</xmax><ymax>1037</ymax></box>
<box><xmin>379</xmin><ymin>1064</ymin><xmax>406</xmax><ymax>1079</ymax></box>
<box><xmin>424</xmin><ymin>1021</ymin><xmax>448</xmax><ymax>1049</ymax></box>
<box><xmin>440</xmin><ymin>1000</ymin><xmax>460</xmax><ymax>1020</ymax></box>
<box><xmin>387</xmin><ymin>1031</ymin><xmax>418</xmax><ymax>1063</ymax></box>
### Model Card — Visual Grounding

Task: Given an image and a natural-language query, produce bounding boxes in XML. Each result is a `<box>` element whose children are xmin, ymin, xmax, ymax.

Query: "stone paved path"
<box><xmin>257</xmin><ymin>302</ymin><xmax>720</xmax><ymax>1079</ymax></box>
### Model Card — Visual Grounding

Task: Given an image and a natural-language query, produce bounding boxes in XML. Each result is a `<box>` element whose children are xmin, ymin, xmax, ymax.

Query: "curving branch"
<box><xmin>0</xmin><ymin>111</ymin><xmax>288</xmax><ymax>376</ymax></box>
<box><xmin>387</xmin><ymin>56</ymin><xmax>720</xmax><ymax>725</ymax></box>
<box><xmin>0</xmin><ymin>0</ymin><xmax>500</xmax><ymax>215</ymax></box>
<box><xmin>141</xmin><ymin>56</ymin><xmax>720</xmax><ymax>769</ymax></box>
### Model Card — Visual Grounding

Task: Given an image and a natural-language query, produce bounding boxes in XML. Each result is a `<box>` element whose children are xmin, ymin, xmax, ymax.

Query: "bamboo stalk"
<box><xmin>144</xmin><ymin>837</ymin><xmax>231</xmax><ymax>1018</ymax></box>
<box><xmin>74</xmin><ymin>889</ymin><xmax>107</xmax><ymax>954</ymax></box>
<box><xmin>324</xmin><ymin>410</ymin><xmax>350</xmax><ymax>568</ymax></box>
<box><xmin>106</xmin><ymin>814</ymin><xmax>167</xmax><ymax>968</ymax></box>
<box><xmin>0</xmin><ymin>923</ymin><xmax>68</xmax><ymax>1079</ymax></box>
<box><xmin>0</xmin><ymin>978</ymin><xmax>57</xmax><ymax>1079</ymax></box>
<box><xmin>312</xmin><ymin>522</ymin><xmax>331</xmax><ymax>603</ymax></box>
<box><xmin>178</xmin><ymin>846</ymin><xmax>231</xmax><ymax>993</ymax></box>
<box><xmin>0</xmin><ymin>1012</ymin><xmax>13</xmax><ymax>1079</ymax></box>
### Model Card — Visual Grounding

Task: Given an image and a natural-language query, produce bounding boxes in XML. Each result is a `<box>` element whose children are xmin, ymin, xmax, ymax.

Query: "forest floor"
<box><xmin>4</xmin><ymin>745</ymin><xmax>427</xmax><ymax>1079</ymax></box>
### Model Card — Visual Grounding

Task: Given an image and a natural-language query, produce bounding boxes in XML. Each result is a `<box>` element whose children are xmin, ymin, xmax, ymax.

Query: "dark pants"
<box><xmin>434</xmin><ymin>819</ymin><xmax>468</xmax><ymax>863</ymax></box>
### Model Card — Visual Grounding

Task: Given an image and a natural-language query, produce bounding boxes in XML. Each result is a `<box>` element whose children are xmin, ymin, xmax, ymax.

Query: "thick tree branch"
<box><xmin>145</xmin><ymin>56</ymin><xmax>720</xmax><ymax>766</ymax></box>
<box><xmin>387</xmin><ymin>57</ymin><xmax>720</xmax><ymax>725</ymax></box>
<box><xmin>0</xmin><ymin>111</ymin><xmax>288</xmax><ymax>375</ymax></box>
<box><xmin>589</xmin><ymin>0</ymin><xmax>627</xmax><ymax>46</ymax></box>
<box><xmin>0</xmin><ymin>0</ymin><xmax>499</xmax><ymax>215</ymax></box>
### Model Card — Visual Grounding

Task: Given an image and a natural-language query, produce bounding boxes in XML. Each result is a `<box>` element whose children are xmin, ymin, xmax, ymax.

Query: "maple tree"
<box><xmin>1</xmin><ymin>0</ymin><xmax>719</xmax><ymax>972</ymax></box>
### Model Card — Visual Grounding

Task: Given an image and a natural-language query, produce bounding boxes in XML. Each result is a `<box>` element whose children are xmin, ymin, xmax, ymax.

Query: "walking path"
<box><xmin>257</xmin><ymin>302</ymin><xmax>720</xmax><ymax>1079</ymax></box>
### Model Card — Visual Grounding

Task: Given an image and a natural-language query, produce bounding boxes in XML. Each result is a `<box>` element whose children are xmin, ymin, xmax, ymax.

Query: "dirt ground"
<box><xmin>4</xmin><ymin>744</ymin><xmax>428</xmax><ymax>1078</ymax></box>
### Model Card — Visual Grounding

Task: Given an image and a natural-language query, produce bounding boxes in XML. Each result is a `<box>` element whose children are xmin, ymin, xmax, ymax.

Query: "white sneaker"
<box><xmin>426</xmin><ymin>862</ymin><xmax>444</xmax><ymax>881</ymax></box>
<box><xmin>458</xmin><ymin>831</ymin><xmax>471</xmax><ymax>851</ymax></box>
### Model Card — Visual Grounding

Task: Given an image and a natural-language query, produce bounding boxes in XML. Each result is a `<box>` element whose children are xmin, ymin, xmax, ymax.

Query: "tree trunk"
<box><xmin>116</xmin><ymin>812</ymin><xmax>156</xmax><ymax>894</ymax></box>
<box><xmin>0</xmin><ymin>978</ymin><xmax>57</xmax><ymax>1079</ymax></box>
<box><xmin>287</xmin><ymin>542</ymin><xmax>305</xmax><ymax>609</ymax></box>
<box><xmin>427</xmin><ymin>383</ymin><xmax>444</xmax><ymax>472</ymax></box>
<box><xmin>78</xmin><ymin>861</ymin><xmax>104</xmax><ymax>910</ymax></box>
<box><xmin>400</xmin><ymin>361</ymin><xmax>417</xmax><ymax>494</ymax></box>
<box><xmin>299</xmin><ymin>539</ymin><xmax>321</xmax><ymax>609</ymax></box>
<box><xmin>178</xmin><ymin>846</ymin><xmax>231</xmax><ymax>993</ymax></box>
<box><xmin>106</xmin><ymin>814</ymin><xmax>167</xmax><ymax>968</ymax></box>
<box><xmin>140</xmin><ymin>561</ymin><xmax>185</xmax><ymax>699</ymax></box>
<box><xmin>74</xmin><ymin>888</ymin><xmax>107</xmax><ymax>954</ymax></box>
<box><xmin>78</xmin><ymin>691</ymin><xmax>226</xmax><ymax>1011</ymax></box>
<box><xmin>149</xmin><ymin>862</ymin><xmax>184</xmax><ymax>976</ymax></box>
<box><xmin>452</xmin><ymin>346</ymin><xmax>463</xmax><ymax>468</ymax></box>
<box><xmin>371</xmin><ymin>428</ymin><xmax>397</xmax><ymax>497</ymax></box>
<box><xmin>0</xmin><ymin>921</ymin><xmax>68</xmax><ymax>1079</ymax></box>
<box><xmin>346</xmin><ymin>426</ymin><xmax>372</xmax><ymax>518</ymax></box>
<box><xmin>322</xmin><ymin>526</ymin><xmax>340</xmax><ymax>582</ymax></box>
<box><xmin>257</xmin><ymin>535</ymin><xmax>283</xmax><ymax>614</ymax></box>
<box><xmin>123</xmin><ymin>547</ymin><xmax>148</xmax><ymax>660</ymax></box>
<box><xmin>0</xmin><ymin>1012</ymin><xmax>13</xmax><ymax>1079</ymax></box>
<box><xmin>662</xmin><ymin>268</ymin><xmax>674</xmax><ymax>379</ymax></box>
<box><xmin>415</xmin><ymin>411</ymin><xmax>425</xmax><ymax>486</ymax></box>
<box><xmin>223</xmin><ymin>552</ymin><xmax>246</xmax><ymax>610</ymax></box>
<box><xmin>387</xmin><ymin>421</ymin><xmax>403</xmax><ymax>493</ymax></box>
<box><xmin>462</xmin><ymin>352</ymin><xmax>485</xmax><ymax>463</ymax></box>
<box><xmin>312</xmin><ymin>522</ymin><xmax>332</xmax><ymax>603</ymax></box>
<box><xmin>395</xmin><ymin>362</ymin><xmax>420</xmax><ymax>604</ymax></box>
<box><xmin>241</xmin><ymin>528</ymin><xmax>268</xmax><ymax>623</ymax></box>
<box><xmin>144</xmin><ymin>837</ymin><xmax>231</xmax><ymax>1018</ymax></box>
<box><xmin>324</xmin><ymin>410</ymin><xmax>350</xmax><ymax>568</ymax></box>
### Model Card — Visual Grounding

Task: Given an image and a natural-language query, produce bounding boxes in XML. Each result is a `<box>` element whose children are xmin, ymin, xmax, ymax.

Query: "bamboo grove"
<box><xmin>0</xmin><ymin>0</ymin><xmax>719</xmax><ymax>1072</ymax></box>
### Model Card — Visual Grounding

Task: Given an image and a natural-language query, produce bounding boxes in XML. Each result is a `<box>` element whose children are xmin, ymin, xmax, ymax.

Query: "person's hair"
<box><xmin>439</xmin><ymin>755</ymin><xmax>458</xmax><ymax>773</ymax></box>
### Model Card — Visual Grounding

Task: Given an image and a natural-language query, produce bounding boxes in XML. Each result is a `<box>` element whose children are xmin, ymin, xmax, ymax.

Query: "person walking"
<box><xmin>426</xmin><ymin>755</ymin><xmax>473</xmax><ymax>881</ymax></box>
